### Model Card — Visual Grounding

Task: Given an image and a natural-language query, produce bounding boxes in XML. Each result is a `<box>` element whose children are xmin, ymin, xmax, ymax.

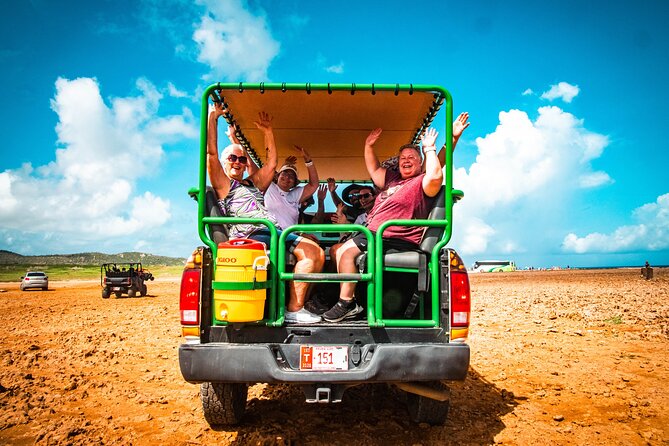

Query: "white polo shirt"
<box><xmin>264</xmin><ymin>182</ymin><xmax>304</xmax><ymax>230</ymax></box>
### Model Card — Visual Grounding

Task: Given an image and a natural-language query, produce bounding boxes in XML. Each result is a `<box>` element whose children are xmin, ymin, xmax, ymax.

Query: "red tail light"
<box><xmin>180</xmin><ymin>269</ymin><xmax>201</xmax><ymax>326</ymax></box>
<box><xmin>448</xmin><ymin>250</ymin><xmax>471</xmax><ymax>342</ymax></box>
<box><xmin>450</xmin><ymin>271</ymin><xmax>471</xmax><ymax>327</ymax></box>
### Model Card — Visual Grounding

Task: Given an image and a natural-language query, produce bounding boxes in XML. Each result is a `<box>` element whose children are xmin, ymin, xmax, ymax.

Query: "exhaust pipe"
<box><xmin>395</xmin><ymin>382</ymin><xmax>450</xmax><ymax>401</ymax></box>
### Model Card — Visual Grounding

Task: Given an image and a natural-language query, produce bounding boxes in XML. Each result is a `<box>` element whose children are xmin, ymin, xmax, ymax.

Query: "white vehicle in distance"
<box><xmin>20</xmin><ymin>271</ymin><xmax>49</xmax><ymax>291</ymax></box>
<box><xmin>470</xmin><ymin>260</ymin><xmax>516</xmax><ymax>273</ymax></box>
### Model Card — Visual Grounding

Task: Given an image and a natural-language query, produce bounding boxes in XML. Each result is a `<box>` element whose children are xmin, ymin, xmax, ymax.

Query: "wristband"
<box><xmin>305</xmin><ymin>160</ymin><xmax>314</xmax><ymax>167</ymax></box>
<box><xmin>423</xmin><ymin>148</ymin><xmax>437</xmax><ymax>154</ymax></box>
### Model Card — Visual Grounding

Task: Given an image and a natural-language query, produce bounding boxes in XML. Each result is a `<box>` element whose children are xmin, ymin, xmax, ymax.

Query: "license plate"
<box><xmin>300</xmin><ymin>345</ymin><xmax>348</xmax><ymax>371</ymax></box>
<box><xmin>113</xmin><ymin>287</ymin><xmax>121</xmax><ymax>291</ymax></box>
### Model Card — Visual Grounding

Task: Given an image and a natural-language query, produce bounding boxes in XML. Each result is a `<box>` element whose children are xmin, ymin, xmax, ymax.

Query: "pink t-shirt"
<box><xmin>366</xmin><ymin>170</ymin><xmax>436</xmax><ymax>245</ymax></box>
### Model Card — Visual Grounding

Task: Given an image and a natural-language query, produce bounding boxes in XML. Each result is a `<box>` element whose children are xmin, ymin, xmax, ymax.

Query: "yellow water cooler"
<box><xmin>213</xmin><ymin>239</ymin><xmax>269</xmax><ymax>322</ymax></box>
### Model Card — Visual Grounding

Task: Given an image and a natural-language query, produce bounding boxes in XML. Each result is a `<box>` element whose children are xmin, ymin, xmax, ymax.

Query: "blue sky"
<box><xmin>1</xmin><ymin>0</ymin><xmax>668</xmax><ymax>268</ymax></box>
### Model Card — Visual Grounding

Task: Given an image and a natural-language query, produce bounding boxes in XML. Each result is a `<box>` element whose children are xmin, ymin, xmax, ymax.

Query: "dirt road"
<box><xmin>1</xmin><ymin>269</ymin><xmax>667</xmax><ymax>445</ymax></box>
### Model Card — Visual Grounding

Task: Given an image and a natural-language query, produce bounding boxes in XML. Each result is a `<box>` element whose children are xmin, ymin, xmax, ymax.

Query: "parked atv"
<box><xmin>101</xmin><ymin>262</ymin><xmax>154</xmax><ymax>298</ymax></box>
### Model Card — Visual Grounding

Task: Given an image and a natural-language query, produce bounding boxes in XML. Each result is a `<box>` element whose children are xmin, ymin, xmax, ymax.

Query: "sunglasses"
<box><xmin>352</xmin><ymin>193</ymin><xmax>373</xmax><ymax>199</ymax></box>
<box><xmin>226</xmin><ymin>154</ymin><xmax>248</xmax><ymax>164</ymax></box>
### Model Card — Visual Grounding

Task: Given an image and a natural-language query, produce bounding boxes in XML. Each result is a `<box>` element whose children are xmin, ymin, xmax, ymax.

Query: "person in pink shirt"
<box><xmin>322</xmin><ymin>127</ymin><xmax>443</xmax><ymax>322</ymax></box>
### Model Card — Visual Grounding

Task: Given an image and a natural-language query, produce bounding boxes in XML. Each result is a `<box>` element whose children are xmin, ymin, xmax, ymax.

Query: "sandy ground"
<box><xmin>0</xmin><ymin>268</ymin><xmax>668</xmax><ymax>445</ymax></box>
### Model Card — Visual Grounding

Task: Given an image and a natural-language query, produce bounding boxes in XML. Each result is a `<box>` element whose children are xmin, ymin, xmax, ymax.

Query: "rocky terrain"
<box><xmin>0</xmin><ymin>268</ymin><xmax>667</xmax><ymax>445</ymax></box>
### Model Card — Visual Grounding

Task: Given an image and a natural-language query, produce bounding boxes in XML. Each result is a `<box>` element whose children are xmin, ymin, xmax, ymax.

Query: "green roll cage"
<box><xmin>193</xmin><ymin>83</ymin><xmax>462</xmax><ymax>328</ymax></box>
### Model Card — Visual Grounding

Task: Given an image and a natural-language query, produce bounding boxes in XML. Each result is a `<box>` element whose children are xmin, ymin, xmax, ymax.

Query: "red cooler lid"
<box><xmin>218</xmin><ymin>238</ymin><xmax>266</xmax><ymax>251</ymax></box>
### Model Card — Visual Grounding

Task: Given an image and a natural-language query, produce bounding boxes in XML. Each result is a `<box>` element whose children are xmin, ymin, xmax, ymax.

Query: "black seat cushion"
<box><xmin>356</xmin><ymin>249</ymin><xmax>423</xmax><ymax>272</ymax></box>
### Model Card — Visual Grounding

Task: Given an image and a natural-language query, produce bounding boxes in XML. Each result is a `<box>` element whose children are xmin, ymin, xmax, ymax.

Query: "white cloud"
<box><xmin>325</xmin><ymin>62</ymin><xmax>344</xmax><ymax>74</ymax></box>
<box><xmin>562</xmin><ymin>193</ymin><xmax>669</xmax><ymax>253</ymax></box>
<box><xmin>540</xmin><ymin>82</ymin><xmax>580</xmax><ymax>103</ymax></box>
<box><xmin>167</xmin><ymin>82</ymin><xmax>189</xmax><ymax>98</ymax></box>
<box><xmin>315</xmin><ymin>53</ymin><xmax>345</xmax><ymax>75</ymax></box>
<box><xmin>0</xmin><ymin>77</ymin><xmax>197</xmax><ymax>248</ymax></box>
<box><xmin>146</xmin><ymin>108</ymin><xmax>198</xmax><ymax>141</ymax></box>
<box><xmin>0</xmin><ymin>172</ymin><xmax>18</xmax><ymax>215</ymax></box>
<box><xmin>457</xmin><ymin>217</ymin><xmax>495</xmax><ymax>254</ymax></box>
<box><xmin>522</xmin><ymin>88</ymin><xmax>534</xmax><ymax>96</ymax></box>
<box><xmin>193</xmin><ymin>0</ymin><xmax>280</xmax><ymax>81</ymax></box>
<box><xmin>452</xmin><ymin>105</ymin><xmax>610</xmax><ymax>257</ymax></box>
<box><xmin>578</xmin><ymin>171</ymin><xmax>613</xmax><ymax>188</ymax></box>
<box><xmin>90</xmin><ymin>192</ymin><xmax>172</xmax><ymax>237</ymax></box>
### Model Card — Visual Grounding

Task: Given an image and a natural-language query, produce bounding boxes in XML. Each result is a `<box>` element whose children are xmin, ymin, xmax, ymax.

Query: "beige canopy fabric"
<box><xmin>216</xmin><ymin>87</ymin><xmax>441</xmax><ymax>182</ymax></box>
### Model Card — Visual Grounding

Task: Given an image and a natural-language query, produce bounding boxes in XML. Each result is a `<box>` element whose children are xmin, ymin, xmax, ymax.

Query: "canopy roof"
<box><xmin>211</xmin><ymin>83</ymin><xmax>447</xmax><ymax>182</ymax></box>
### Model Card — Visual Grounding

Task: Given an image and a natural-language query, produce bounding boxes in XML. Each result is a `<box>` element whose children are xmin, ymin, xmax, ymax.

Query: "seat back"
<box><xmin>418</xmin><ymin>186</ymin><xmax>446</xmax><ymax>254</ymax></box>
<box><xmin>205</xmin><ymin>186</ymin><xmax>229</xmax><ymax>244</ymax></box>
<box><xmin>205</xmin><ymin>186</ymin><xmax>297</xmax><ymax>266</ymax></box>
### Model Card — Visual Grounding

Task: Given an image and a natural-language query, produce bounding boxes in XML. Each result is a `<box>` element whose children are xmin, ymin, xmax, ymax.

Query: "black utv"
<box><xmin>101</xmin><ymin>262</ymin><xmax>154</xmax><ymax>298</ymax></box>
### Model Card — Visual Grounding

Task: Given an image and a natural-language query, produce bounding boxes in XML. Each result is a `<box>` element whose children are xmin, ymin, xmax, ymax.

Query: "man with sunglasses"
<box><xmin>350</xmin><ymin>186</ymin><xmax>376</xmax><ymax>226</ymax></box>
<box><xmin>207</xmin><ymin>102</ymin><xmax>324</xmax><ymax>324</ymax></box>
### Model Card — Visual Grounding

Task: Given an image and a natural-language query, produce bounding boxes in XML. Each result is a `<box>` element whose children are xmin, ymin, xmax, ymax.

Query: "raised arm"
<box><xmin>438</xmin><ymin>112</ymin><xmax>470</xmax><ymax>167</ymax></box>
<box><xmin>327</xmin><ymin>177</ymin><xmax>343</xmax><ymax>208</ymax></box>
<box><xmin>207</xmin><ymin>103</ymin><xmax>231</xmax><ymax>199</ymax></box>
<box><xmin>310</xmin><ymin>183</ymin><xmax>328</xmax><ymax>224</ymax></box>
<box><xmin>294</xmin><ymin>145</ymin><xmax>319</xmax><ymax>202</ymax></box>
<box><xmin>248</xmin><ymin>111</ymin><xmax>278</xmax><ymax>192</ymax></box>
<box><xmin>421</xmin><ymin>128</ymin><xmax>444</xmax><ymax>197</ymax></box>
<box><xmin>364</xmin><ymin>128</ymin><xmax>387</xmax><ymax>189</ymax></box>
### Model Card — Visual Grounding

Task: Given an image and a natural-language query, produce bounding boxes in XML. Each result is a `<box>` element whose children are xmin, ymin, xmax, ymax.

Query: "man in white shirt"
<box><xmin>264</xmin><ymin>146</ymin><xmax>319</xmax><ymax>229</ymax></box>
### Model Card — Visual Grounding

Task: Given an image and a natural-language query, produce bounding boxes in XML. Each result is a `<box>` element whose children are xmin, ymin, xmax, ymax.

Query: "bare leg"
<box><xmin>327</xmin><ymin>242</ymin><xmax>342</xmax><ymax>272</ymax></box>
<box><xmin>287</xmin><ymin>238</ymin><xmax>324</xmax><ymax>312</ymax></box>
<box><xmin>335</xmin><ymin>239</ymin><xmax>362</xmax><ymax>301</ymax></box>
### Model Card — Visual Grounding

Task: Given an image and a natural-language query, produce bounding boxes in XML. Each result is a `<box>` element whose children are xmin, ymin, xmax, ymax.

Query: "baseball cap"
<box><xmin>278</xmin><ymin>164</ymin><xmax>298</xmax><ymax>175</ymax></box>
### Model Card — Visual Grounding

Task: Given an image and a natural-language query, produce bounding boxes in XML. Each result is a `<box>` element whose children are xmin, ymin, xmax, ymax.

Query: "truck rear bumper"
<box><xmin>179</xmin><ymin>342</ymin><xmax>470</xmax><ymax>384</ymax></box>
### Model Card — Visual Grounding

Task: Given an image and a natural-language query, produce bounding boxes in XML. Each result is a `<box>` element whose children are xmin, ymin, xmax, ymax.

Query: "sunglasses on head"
<box><xmin>227</xmin><ymin>154</ymin><xmax>248</xmax><ymax>164</ymax></box>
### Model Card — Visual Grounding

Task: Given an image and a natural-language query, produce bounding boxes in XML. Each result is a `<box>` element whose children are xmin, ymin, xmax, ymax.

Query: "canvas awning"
<box><xmin>211</xmin><ymin>83</ymin><xmax>446</xmax><ymax>182</ymax></box>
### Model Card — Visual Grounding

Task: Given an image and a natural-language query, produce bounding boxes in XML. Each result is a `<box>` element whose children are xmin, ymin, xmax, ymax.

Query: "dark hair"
<box><xmin>358</xmin><ymin>185</ymin><xmax>375</xmax><ymax>195</ymax></box>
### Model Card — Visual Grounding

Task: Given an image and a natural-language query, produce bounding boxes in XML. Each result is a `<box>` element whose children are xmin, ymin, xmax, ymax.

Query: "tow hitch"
<box><xmin>302</xmin><ymin>384</ymin><xmax>348</xmax><ymax>403</ymax></box>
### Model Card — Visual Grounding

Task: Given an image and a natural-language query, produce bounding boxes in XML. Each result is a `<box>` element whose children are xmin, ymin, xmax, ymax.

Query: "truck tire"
<box><xmin>128</xmin><ymin>288</ymin><xmax>137</xmax><ymax>298</ymax></box>
<box><xmin>140</xmin><ymin>284</ymin><xmax>147</xmax><ymax>296</ymax></box>
<box><xmin>406</xmin><ymin>381</ymin><xmax>451</xmax><ymax>425</ymax></box>
<box><xmin>102</xmin><ymin>288</ymin><xmax>111</xmax><ymax>299</ymax></box>
<box><xmin>201</xmin><ymin>382</ymin><xmax>248</xmax><ymax>426</ymax></box>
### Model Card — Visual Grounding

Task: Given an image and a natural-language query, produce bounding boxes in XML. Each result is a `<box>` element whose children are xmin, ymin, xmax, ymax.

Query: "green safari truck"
<box><xmin>178</xmin><ymin>82</ymin><xmax>471</xmax><ymax>426</ymax></box>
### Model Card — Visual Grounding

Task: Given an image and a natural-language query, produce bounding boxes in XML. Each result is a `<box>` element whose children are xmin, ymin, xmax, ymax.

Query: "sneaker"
<box><xmin>285</xmin><ymin>307</ymin><xmax>321</xmax><ymax>324</ymax></box>
<box><xmin>304</xmin><ymin>295</ymin><xmax>331</xmax><ymax>315</ymax></box>
<box><xmin>322</xmin><ymin>300</ymin><xmax>363</xmax><ymax>322</ymax></box>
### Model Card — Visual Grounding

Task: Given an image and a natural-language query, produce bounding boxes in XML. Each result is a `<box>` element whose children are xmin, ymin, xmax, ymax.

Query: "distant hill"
<box><xmin>0</xmin><ymin>250</ymin><xmax>186</xmax><ymax>267</ymax></box>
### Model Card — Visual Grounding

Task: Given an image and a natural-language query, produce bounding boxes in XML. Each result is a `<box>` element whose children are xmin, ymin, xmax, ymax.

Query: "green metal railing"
<box><xmin>277</xmin><ymin>224</ymin><xmax>376</xmax><ymax>326</ymax></box>
<box><xmin>196</xmin><ymin>82</ymin><xmax>457</xmax><ymax>328</ymax></box>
